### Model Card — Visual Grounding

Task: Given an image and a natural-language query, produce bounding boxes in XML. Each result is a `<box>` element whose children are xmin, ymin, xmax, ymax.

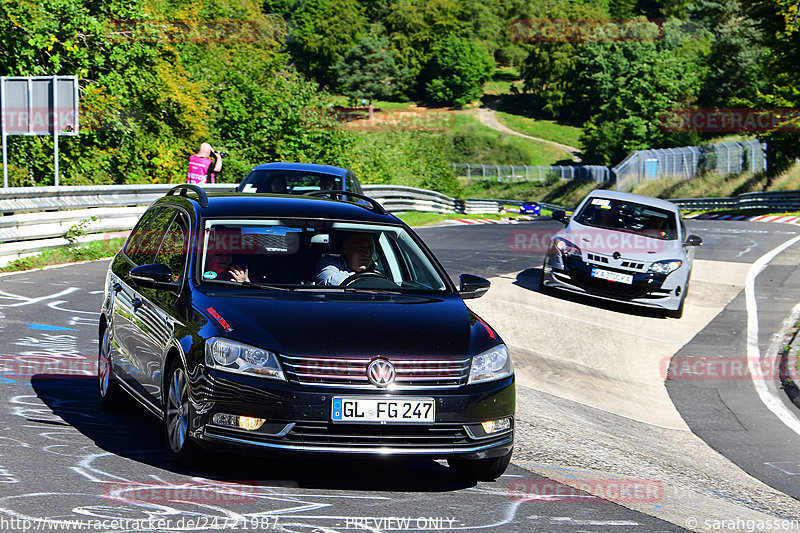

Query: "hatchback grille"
<box><xmin>279</xmin><ymin>354</ymin><xmax>471</xmax><ymax>388</ymax></box>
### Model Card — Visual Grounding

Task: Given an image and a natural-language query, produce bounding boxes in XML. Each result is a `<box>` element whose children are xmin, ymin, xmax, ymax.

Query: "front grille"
<box><xmin>206</xmin><ymin>421</ymin><xmax>512</xmax><ymax>450</ymax></box>
<box><xmin>279</xmin><ymin>354</ymin><xmax>471</xmax><ymax>388</ymax></box>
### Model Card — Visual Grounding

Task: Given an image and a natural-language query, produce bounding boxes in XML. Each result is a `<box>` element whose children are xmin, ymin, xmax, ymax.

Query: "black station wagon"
<box><xmin>99</xmin><ymin>185</ymin><xmax>515</xmax><ymax>480</ymax></box>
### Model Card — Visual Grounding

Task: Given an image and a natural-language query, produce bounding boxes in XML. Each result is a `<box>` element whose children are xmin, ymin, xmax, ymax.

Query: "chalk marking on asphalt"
<box><xmin>746</xmin><ymin>234</ymin><xmax>800</xmax><ymax>437</ymax></box>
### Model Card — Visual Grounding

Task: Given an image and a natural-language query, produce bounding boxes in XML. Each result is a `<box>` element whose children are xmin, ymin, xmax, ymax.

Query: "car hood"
<box><xmin>192</xmin><ymin>289</ymin><xmax>499</xmax><ymax>357</ymax></box>
<box><xmin>561</xmin><ymin>224</ymin><xmax>685</xmax><ymax>261</ymax></box>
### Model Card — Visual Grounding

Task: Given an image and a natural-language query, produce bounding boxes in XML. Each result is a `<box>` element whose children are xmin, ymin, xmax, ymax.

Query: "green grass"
<box><xmin>462</xmin><ymin>177</ymin><xmax>605</xmax><ymax>209</ymax></box>
<box><xmin>396</xmin><ymin>211</ymin><xmax>530</xmax><ymax>227</ymax></box>
<box><xmin>495</xmin><ymin>111</ymin><xmax>583</xmax><ymax>149</ymax></box>
<box><xmin>0</xmin><ymin>238</ymin><xmax>124</xmax><ymax>273</ymax></box>
<box><xmin>484</xmin><ymin>66</ymin><xmax>523</xmax><ymax>96</ymax></box>
<box><xmin>449</xmin><ymin>114</ymin><xmax>574</xmax><ymax>166</ymax></box>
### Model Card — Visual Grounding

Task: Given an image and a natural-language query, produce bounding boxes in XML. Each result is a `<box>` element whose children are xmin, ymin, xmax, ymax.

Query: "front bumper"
<box><xmin>542</xmin><ymin>253</ymin><xmax>684</xmax><ymax>310</ymax></box>
<box><xmin>188</xmin><ymin>368</ymin><xmax>515</xmax><ymax>460</ymax></box>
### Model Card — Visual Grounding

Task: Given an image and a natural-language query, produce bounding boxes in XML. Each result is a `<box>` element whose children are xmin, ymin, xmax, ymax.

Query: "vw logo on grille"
<box><xmin>367</xmin><ymin>358</ymin><xmax>396</xmax><ymax>387</ymax></box>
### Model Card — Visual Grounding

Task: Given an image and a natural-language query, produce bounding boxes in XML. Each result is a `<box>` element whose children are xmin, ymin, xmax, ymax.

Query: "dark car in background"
<box><xmin>237</xmin><ymin>162</ymin><xmax>363</xmax><ymax>195</ymax></box>
<box><xmin>98</xmin><ymin>185</ymin><xmax>514</xmax><ymax>481</ymax></box>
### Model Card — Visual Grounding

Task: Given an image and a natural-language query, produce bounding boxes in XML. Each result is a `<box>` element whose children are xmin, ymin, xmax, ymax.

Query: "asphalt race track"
<box><xmin>0</xmin><ymin>217</ymin><xmax>798</xmax><ymax>532</ymax></box>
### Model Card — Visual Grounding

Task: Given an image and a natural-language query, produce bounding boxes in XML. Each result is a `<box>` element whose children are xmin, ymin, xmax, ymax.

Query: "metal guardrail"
<box><xmin>452</xmin><ymin>164</ymin><xmax>611</xmax><ymax>183</ymax></box>
<box><xmin>3</xmin><ymin>182</ymin><xmax>798</xmax><ymax>268</ymax></box>
<box><xmin>0</xmin><ymin>184</ymin><xmax>501</xmax><ymax>266</ymax></box>
<box><xmin>670</xmin><ymin>190</ymin><xmax>800</xmax><ymax>212</ymax></box>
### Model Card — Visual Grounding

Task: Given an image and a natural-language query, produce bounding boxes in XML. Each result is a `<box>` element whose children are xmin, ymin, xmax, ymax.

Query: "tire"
<box><xmin>98</xmin><ymin>327</ymin><xmax>121</xmax><ymax>409</ymax></box>
<box><xmin>666</xmin><ymin>295</ymin><xmax>685</xmax><ymax>319</ymax></box>
<box><xmin>164</xmin><ymin>359</ymin><xmax>202</xmax><ymax>466</ymax></box>
<box><xmin>448</xmin><ymin>450</ymin><xmax>512</xmax><ymax>482</ymax></box>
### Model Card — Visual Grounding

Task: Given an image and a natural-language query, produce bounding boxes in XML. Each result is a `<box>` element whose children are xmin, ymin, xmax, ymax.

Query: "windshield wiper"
<box><xmin>240</xmin><ymin>281</ymin><xmax>293</xmax><ymax>291</ymax></box>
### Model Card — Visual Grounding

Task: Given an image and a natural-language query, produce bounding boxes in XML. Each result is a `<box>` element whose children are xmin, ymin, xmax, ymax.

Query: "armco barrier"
<box><xmin>0</xmin><ymin>183</ymin><xmax>500</xmax><ymax>266</ymax></box>
<box><xmin>4</xmin><ymin>182</ymin><xmax>796</xmax><ymax>267</ymax></box>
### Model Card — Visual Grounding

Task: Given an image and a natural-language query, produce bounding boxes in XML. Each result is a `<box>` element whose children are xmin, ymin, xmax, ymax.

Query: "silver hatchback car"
<box><xmin>541</xmin><ymin>190</ymin><xmax>702</xmax><ymax>318</ymax></box>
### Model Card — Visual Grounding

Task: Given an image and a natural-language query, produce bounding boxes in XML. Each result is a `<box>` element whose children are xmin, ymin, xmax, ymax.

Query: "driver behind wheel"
<box><xmin>314</xmin><ymin>232</ymin><xmax>379</xmax><ymax>286</ymax></box>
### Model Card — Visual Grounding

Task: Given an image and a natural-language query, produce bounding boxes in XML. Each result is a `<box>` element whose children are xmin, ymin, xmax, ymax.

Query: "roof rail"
<box><xmin>304</xmin><ymin>190</ymin><xmax>388</xmax><ymax>215</ymax></box>
<box><xmin>166</xmin><ymin>184</ymin><xmax>209</xmax><ymax>208</ymax></box>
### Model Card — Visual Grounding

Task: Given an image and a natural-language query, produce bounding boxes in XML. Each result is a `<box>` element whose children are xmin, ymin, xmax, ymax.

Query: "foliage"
<box><xmin>331</xmin><ymin>29</ymin><xmax>404</xmax><ymax>103</ymax></box>
<box><xmin>282</xmin><ymin>0</ymin><xmax>368</xmax><ymax>85</ymax></box>
<box><xmin>0</xmin><ymin>0</ymin><xmax>353</xmax><ymax>185</ymax></box>
<box><xmin>343</xmin><ymin>131</ymin><xmax>462</xmax><ymax>196</ymax></box>
<box><xmin>422</xmin><ymin>35</ymin><xmax>494</xmax><ymax>108</ymax></box>
<box><xmin>65</xmin><ymin>217</ymin><xmax>98</xmax><ymax>245</ymax></box>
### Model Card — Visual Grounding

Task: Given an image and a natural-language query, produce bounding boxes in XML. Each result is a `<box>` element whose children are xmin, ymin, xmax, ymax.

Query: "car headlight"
<box><xmin>204</xmin><ymin>337</ymin><xmax>286</xmax><ymax>381</ymax></box>
<box><xmin>468</xmin><ymin>344</ymin><xmax>513</xmax><ymax>384</ymax></box>
<box><xmin>553</xmin><ymin>237</ymin><xmax>581</xmax><ymax>256</ymax></box>
<box><xmin>648</xmin><ymin>259</ymin><xmax>682</xmax><ymax>275</ymax></box>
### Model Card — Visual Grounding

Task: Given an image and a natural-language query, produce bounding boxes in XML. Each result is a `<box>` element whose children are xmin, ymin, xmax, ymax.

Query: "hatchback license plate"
<box><xmin>591</xmin><ymin>268</ymin><xmax>633</xmax><ymax>284</ymax></box>
<box><xmin>331</xmin><ymin>397</ymin><xmax>435</xmax><ymax>423</ymax></box>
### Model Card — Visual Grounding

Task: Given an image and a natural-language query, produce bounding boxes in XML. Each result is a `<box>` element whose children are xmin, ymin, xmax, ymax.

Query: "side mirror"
<box><xmin>684</xmin><ymin>234</ymin><xmax>703</xmax><ymax>246</ymax></box>
<box><xmin>130</xmin><ymin>263</ymin><xmax>177</xmax><ymax>289</ymax></box>
<box><xmin>552</xmin><ymin>210</ymin><xmax>569</xmax><ymax>225</ymax></box>
<box><xmin>459</xmin><ymin>274</ymin><xmax>491</xmax><ymax>299</ymax></box>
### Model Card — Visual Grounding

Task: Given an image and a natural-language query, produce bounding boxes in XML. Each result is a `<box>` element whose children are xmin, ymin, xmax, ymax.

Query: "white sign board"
<box><xmin>1</xmin><ymin>76</ymin><xmax>79</xmax><ymax>135</ymax></box>
<box><xmin>1</xmin><ymin>76</ymin><xmax>80</xmax><ymax>187</ymax></box>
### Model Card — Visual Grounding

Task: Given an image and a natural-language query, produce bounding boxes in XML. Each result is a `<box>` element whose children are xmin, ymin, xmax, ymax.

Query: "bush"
<box><xmin>423</xmin><ymin>35</ymin><xmax>494</xmax><ymax>108</ymax></box>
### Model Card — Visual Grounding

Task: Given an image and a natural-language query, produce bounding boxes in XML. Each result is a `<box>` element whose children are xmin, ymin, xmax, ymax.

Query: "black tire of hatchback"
<box><xmin>666</xmin><ymin>295</ymin><xmax>685</xmax><ymax>319</ymax></box>
<box><xmin>164</xmin><ymin>359</ymin><xmax>203</xmax><ymax>466</ymax></box>
<box><xmin>98</xmin><ymin>327</ymin><xmax>121</xmax><ymax>409</ymax></box>
<box><xmin>447</xmin><ymin>450</ymin><xmax>512</xmax><ymax>482</ymax></box>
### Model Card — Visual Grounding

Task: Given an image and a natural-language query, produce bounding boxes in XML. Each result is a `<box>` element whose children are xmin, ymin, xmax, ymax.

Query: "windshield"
<box><xmin>573</xmin><ymin>197</ymin><xmax>678</xmax><ymax>240</ymax></box>
<box><xmin>239</xmin><ymin>170</ymin><xmax>343</xmax><ymax>194</ymax></box>
<box><xmin>199</xmin><ymin>219</ymin><xmax>448</xmax><ymax>292</ymax></box>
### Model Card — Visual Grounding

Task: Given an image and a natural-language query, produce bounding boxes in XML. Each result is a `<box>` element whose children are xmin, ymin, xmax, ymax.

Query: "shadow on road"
<box><xmin>513</xmin><ymin>267</ymin><xmax>667</xmax><ymax>319</ymax></box>
<box><xmin>30</xmin><ymin>375</ymin><xmax>474</xmax><ymax>492</ymax></box>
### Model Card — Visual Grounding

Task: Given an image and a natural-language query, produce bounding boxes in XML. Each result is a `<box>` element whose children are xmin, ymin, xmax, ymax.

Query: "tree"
<box><xmin>331</xmin><ymin>30</ymin><xmax>403</xmax><ymax>102</ymax></box>
<box><xmin>423</xmin><ymin>35</ymin><xmax>494</xmax><ymax>107</ymax></box>
<box><xmin>284</xmin><ymin>0</ymin><xmax>368</xmax><ymax>85</ymax></box>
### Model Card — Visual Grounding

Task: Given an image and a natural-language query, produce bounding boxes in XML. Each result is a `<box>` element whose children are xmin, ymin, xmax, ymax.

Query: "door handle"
<box><xmin>132</xmin><ymin>298</ymin><xmax>143</xmax><ymax>310</ymax></box>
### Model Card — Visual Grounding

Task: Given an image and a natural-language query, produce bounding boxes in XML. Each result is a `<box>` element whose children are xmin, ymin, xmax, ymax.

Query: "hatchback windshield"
<box><xmin>573</xmin><ymin>197</ymin><xmax>678</xmax><ymax>240</ymax></box>
<box><xmin>199</xmin><ymin>219</ymin><xmax>448</xmax><ymax>291</ymax></box>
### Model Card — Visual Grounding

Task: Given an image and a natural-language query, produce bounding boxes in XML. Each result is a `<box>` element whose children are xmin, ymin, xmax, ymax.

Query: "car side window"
<box><xmin>126</xmin><ymin>208</ymin><xmax>175</xmax><ymax>266</ymax></box>
<box><xmin>155</xmin><ymin>212</ymin><xmax>189</xmax><ymax>282</ymax></box>
<box><xmin>124</xmin><ymin>208</ymin><xmax>160</xmax><ymax>263</ymax></box>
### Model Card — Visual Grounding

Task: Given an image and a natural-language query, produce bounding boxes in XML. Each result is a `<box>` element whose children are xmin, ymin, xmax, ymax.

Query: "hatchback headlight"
<box><xmin>553</xmin><ymin>237</ymin><xmax>581</xmax><ymax>256</ymax></box>
<box><xmin>648</xmin><ymin>259</ymin><xmax>682</xmax><ymax>275</ymax></box>
<box><xmin>205</xmin><ymin>338</ymin><xmax>286</xmax><ymax>381</ymax></box>
<box><xmin>468</xmin><ymin>344</ymin><xmax>513</xmax><ymax>384</ymax></box>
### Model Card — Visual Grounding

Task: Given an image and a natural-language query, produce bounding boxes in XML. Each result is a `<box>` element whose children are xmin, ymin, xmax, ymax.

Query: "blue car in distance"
<box><xmin>238</xmin><ymin>162</ymin><xmax>363</xmax><ymax>195</ymax></box>
<box><xmin>519</xmin><ymin>202</ymin><xmax>541</xmax><ymax>215</ymax></box>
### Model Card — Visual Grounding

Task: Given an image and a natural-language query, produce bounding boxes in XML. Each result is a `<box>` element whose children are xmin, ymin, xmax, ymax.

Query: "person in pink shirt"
<box><xmin>187</xmin><ymin>143</ymin><xmax>222</xmax><ymax>184</ymax></box>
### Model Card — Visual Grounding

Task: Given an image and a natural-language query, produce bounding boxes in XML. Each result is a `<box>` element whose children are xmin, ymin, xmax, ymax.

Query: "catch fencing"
<box><xmin>612</xmin><ymin>140</ymin><xmax>767</xmax><ymax>192</ymax></box>
<box><xmin>454</xmin><ymin>140</ymin><xmax>768</xmax><ymax>192</ymax></box>
<box><xmin>452</xmin><ymin>163</ymin><xmax>611</xmax><ymax>183</ymax></box>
